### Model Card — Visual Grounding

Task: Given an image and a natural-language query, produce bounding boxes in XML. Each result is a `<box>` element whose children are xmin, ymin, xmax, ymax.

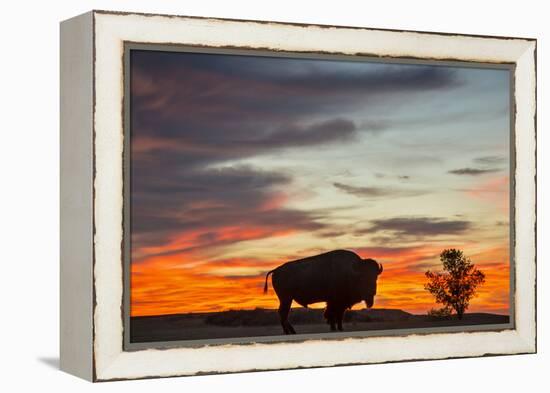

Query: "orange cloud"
<box><xmin>131</xmin><ymin>244</ymin><xmax>510</xmax><ymax>317</ymax></box>
<box><xmin>132</xmin><ymin>223</ymin><xmax>296</xmax><ymax>262</ymax></box>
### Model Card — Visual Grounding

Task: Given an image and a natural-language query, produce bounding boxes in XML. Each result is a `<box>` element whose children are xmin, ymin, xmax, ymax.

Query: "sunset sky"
<box><xmin>129</xmin><ymin>49</ymin><xmax>510</xmax><ymax>317</ymax></box>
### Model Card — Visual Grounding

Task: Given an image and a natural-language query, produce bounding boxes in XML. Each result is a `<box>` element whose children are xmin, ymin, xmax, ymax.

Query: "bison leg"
<box><xmin>336</xmin><ymin>308</ymin><xmax>346</xmax><ymax>331</ymax></box>
<box><xmin>287</xmin><ymin>321</ymin><xmax>296</xmax><ymax>334</ymax></box>
<box><xmin>324</xmin><ymin>304</ymin><xmax>337</xmax><ymax>332</ymax></box>
<box><xmin>278</xmin><ymin>298</ymin><xmax>295</xmax><ymax>335</ymax></box>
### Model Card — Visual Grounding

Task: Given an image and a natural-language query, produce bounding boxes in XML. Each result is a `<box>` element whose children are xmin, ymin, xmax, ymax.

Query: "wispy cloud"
<box><xmin>474</xmin><ymin>156</ymin><xmax>507</xmax><ymax>166</ymax></box>
<box><xmin>366</xmin><ymin>216</ymin><xmax>472</xmax><ymax>237</ymax></box>
<box><xmin>374</xmin><ymin>173</ymin><xmax>411</xmax><ymax>180</ymax></box>
<box><xmin>448</xmin><ymin>167</ymin><xmax>501</xmax><ymax>176</ymax></box>
<box><xmin>333</xmin><ymin>182</ymin><xmax>427</xmax><ymax>199</ymax></box>
<box><xmin>448</xmin><ymin>154</ymin><xmax>506</xmax><ymax>176</ymax></box>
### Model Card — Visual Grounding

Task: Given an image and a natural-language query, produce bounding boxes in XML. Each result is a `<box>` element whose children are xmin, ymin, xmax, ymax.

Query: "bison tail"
<box><xmin>263</xmin><ymin>269</ymin><xmax>275</xmax><ymax>294</ymax></box>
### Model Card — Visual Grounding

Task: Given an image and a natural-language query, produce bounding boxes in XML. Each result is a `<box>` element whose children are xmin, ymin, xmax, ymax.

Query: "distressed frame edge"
<box><xmin>512</xmin><ymin>40</ymin><xmax>537</xmax><ymax>354</ymax></box>
<box><xmin>59</xmin><ymin>11</ymin><xmax>95</xmax><ymax>381</ymax></box>
<box><xmin>90</xmin><ymin>11</ymin><xmax>537</xmax><ymax>381</ymax></box>
<box><xmin>91</xmin><ymin>8</ymin><xmax>538</xmax><ymax>42</ymax></box>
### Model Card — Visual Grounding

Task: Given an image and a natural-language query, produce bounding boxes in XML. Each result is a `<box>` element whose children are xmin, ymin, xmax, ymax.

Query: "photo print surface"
<box><xmin>127</xmin><ymin>47</ymin><xmax>512</xmax><ymax>344</ymax></box>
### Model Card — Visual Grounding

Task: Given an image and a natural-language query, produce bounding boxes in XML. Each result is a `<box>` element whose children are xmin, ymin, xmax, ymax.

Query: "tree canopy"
<box><xmin>424</xmin><ymin>249</ymin><xmax>485</xmax><ymax>319</ymax></box>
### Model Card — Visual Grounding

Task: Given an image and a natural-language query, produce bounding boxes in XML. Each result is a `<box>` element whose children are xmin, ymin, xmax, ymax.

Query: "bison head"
<box><xmin>354</xmin><ymin>258</ymin><xmax>383</xmax><ymax>308</ymax></box>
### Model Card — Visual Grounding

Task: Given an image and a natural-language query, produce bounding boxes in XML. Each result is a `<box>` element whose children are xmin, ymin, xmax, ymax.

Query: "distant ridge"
<box><xmin>130</xmin><ymin>308</ymin><xmax>510</xmax><ymax>343</ymax></box>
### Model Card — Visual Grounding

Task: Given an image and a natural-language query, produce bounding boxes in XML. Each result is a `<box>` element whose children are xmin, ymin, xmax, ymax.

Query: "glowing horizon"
<box><xmin>129</xmin><ymin>50</ymin><xmax>511</xmax><ymax>317</ymax></box>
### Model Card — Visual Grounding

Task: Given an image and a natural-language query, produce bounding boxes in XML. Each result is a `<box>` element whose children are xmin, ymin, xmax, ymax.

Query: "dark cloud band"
<box><xmin>448</xmin><ymin>167</ymin><xmax>501</xmax><ymax>176</ymax></box>
<box><xmin>129</xmin><ymin>50</ymin><xmax>463</xmax><ymax>258</ymax></box>
<box><xmin>333</xmin><ymin>182</ymin><xmax>427</xmax><ymax>199</ymax></box>
<box><xmin>367</xmin><ymin>216</ymin><xmax>472</xmax><ymax>237</ymax></box>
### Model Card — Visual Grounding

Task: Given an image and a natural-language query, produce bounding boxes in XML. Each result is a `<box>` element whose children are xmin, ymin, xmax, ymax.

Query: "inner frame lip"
<box><xmin>121</xmin><ymin>41</ymin><xmax>516</xmax><ymax>351</ymax></box>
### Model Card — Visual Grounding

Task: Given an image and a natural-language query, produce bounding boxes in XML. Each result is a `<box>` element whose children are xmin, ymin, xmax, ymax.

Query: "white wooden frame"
<box><xmin>60</xmin><ymin>10</ymin><xmax>536</xmax><ymax>382</ymax></box>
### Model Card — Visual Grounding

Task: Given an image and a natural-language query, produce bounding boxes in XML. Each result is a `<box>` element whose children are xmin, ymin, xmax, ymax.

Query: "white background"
<box><xmin>0</xmin><ymin>0</ymin><xmax>546</xmax><ymax>391</ymax></box>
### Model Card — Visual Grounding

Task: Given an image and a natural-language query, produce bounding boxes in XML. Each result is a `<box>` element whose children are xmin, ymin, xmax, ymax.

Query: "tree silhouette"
<box><xmin>424</xmin><ymin>249</ymin><xmax>486</xmax><ymax>320</ymax></box>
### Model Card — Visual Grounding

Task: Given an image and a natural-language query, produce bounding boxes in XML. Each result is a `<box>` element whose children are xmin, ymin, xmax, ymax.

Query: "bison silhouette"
<box><xmin>263</xmin><ymin>249</ymin><xmax>383</xmax><ymax>334</ymax></box>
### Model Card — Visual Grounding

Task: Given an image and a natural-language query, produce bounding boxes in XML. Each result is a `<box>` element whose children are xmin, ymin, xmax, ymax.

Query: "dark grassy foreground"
<box><xmin>130</xmin><ymin>308</ymin><xmax>510</xmax><ymax>343</ymax></box>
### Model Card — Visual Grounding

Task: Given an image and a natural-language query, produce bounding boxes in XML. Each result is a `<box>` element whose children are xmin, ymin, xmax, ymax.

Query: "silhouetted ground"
<box><xmin>130</xmin><ymin>308</ymin><xmax>509</xmax><ymax>343</ymax></box>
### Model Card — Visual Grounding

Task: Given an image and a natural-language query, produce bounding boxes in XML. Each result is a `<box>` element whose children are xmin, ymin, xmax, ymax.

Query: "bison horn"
<box><xmin>378</xmin><ymin>263</ymin><xmax>383</xmax><ymax>275</ymax></box>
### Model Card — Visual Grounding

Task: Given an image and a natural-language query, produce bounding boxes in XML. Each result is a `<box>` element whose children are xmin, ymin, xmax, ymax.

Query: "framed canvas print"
<box><xmin>60</xmin><ymin>10</ymin><xmax>537</xmax><ymax>381</ymax></box>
